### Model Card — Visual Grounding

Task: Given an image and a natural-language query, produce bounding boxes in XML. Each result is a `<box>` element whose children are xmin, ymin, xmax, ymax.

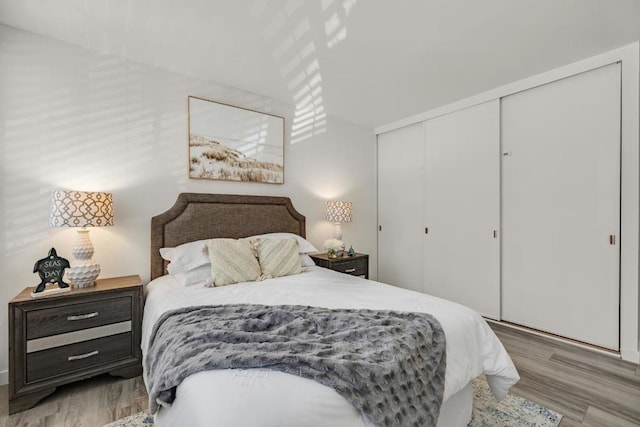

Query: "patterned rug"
<box><xmin>470</xmin><ymin>378</ymin><xmax>561</xmax><ymax>426</ymax></box>
<box><xmin>105</xmin><ymin>378</ymin><xmax>561</xmax><ymax>426</ymax></box>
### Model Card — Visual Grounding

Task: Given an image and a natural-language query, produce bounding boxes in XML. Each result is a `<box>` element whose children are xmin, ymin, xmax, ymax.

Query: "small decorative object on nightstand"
<box><xmin>310</xmin><ymin>252</ymin><xmax>369</xmax><ymax>279</ymax></box>
<box><xmin>32</xmin><ymin>248</ymin><xmax>71</xmax><ymax>297</ymax></box>
<box><xmin>324</xmin><ymin>238</ymin><xmax>345</xmax><ymax>259</ymax></box>
<box><xmin>9</xmin><ymin>275</ymin><xmax>143</xmax><ymax>414</ymax></box>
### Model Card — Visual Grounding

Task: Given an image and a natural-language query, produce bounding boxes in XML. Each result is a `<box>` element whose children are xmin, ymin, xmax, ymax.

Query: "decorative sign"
<box><xmin>33</xmin><ymin>248</ymin><xmax>70</xmax><ymax>293</ymax></box>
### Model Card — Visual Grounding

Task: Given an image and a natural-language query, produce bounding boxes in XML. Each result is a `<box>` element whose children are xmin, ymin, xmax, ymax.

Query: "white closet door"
<box><xmin>377</xmin><ymin>122</ymin><xmax>425</xmax><ymax>292</ymax></box>
<box><xmin>424</xmin><ymin>100</ymin><xmax>501</xmax><ymax>319</ymax></box>
<box><xmin>502</xmin><ymin>63</ymin><xmax>621</xmax><ymax>350</ymax></box>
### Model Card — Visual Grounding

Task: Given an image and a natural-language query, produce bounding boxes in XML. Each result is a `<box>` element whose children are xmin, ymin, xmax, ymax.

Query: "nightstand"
<box><xmin>8</xmin><ymin>275</ymin><xmax>143</xmax><ymax>414</ymax></box>
<box><xmin>309</xmin><ymin>253</ymin><xmax>369</xmax><ymax>279</ymax></box>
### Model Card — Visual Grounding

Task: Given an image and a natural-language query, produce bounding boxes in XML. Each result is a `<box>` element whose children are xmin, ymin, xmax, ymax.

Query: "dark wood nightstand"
<box><xmin>8</xmin><ymin>275</ymin><xmax>143</xmax><ymax>414</ymax></box>
<box><xmin>309</xmin><ymin>253</ymin><xmax>369</xmax><ymax>279</ymax></box>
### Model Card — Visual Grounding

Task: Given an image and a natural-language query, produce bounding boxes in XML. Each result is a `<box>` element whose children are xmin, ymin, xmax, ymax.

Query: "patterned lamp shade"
<box><xmin>325</xmin><ymin>200</ymin><xmax>352</xmax><ymax>223</ymax></box>
<box><xmin>50</xmin><ymin>190</ymin><xmax>113</xmax><ymax>227</ymax></box>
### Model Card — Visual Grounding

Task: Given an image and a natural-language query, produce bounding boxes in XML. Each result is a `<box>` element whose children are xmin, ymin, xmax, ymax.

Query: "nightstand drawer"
<box><xmin>332</xmin><ymin>260</ymin><xmax>366</xmax><ymax>276</ymax></box>
<box><xmin>309</xmin><ymin>253</ymin><xmax>369</xmax><ymax>279</ymax></box>
<box><xmin>26</xmin><ymin>296</ymin><xmax>132</xmax><ymax>340</ymax></box>
<box><xmin>26</xmin><ymin>332</ymin><xmax>133</xmax><ymax>383</ymax></box>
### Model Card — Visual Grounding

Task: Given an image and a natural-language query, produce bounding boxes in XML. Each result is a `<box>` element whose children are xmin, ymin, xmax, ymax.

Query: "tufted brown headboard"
<box><xmin>150</xmin><ymin>193</ymin><xmax>306</xmax><ymax>280</ymax></box>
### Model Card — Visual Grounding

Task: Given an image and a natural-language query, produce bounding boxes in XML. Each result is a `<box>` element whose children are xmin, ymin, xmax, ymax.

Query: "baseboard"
<box><xmin>0</xmin><ymin>369</ymin><xmax>8</xmax><ymax>386</ymax></box>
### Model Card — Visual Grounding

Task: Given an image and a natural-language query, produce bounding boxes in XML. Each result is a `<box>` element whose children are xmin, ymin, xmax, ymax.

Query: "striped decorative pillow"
<box><xmin>255</xmin><ymin>238</ymin><xmax>302</xmax><ymax>279</ymax></box>
<box><xmin>205</xmin><ymin>239</ymin><xmax>261</xmax><ymax>286</ymax></box>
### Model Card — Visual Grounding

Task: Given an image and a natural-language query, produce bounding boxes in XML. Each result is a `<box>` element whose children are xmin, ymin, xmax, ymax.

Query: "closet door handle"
<box><xmin>609</xmin><ymin>235</ymin><xmax>616</xmax><ymax>245</ymax></box>
<box><xmin>493</xmin><ymin>230</ymin><xmax>498</xmax><ymax>238</ymax></box>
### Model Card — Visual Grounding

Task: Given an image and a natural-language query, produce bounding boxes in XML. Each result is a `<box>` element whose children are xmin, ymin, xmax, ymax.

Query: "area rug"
<box><xmin>105</xmin><ymin>378</ymin><xmax>561</xmax><ymax>427</ymax></box>
<box><xmin>469</xmin><ymin>378</ymin><xmax>562</xmax><ymax>426</ymax></box>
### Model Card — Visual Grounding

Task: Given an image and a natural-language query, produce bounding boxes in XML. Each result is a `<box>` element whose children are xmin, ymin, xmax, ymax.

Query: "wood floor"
<box><xmin>0</xmin><ymin>374</ymin><xmax>147</xmax><ymax>427</ymax></box>
<box><xmin>0</xmin><ymin>323</ymin><xmax>638</xmax><ymax>426</ymax></box>
<box><xmin>490</xmin><ymin>322</ymin><xmax>640</xmax><ymax>427</ymax></box>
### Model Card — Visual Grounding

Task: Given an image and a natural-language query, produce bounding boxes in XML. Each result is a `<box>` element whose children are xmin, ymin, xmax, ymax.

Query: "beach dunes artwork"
<box><xmin>188</xmin><ymin>97</ymin><xmax>284</xmax><ymax>184</ymax></box>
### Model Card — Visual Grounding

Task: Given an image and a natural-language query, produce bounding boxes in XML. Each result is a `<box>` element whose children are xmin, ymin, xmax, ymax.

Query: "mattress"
<box><xmin>142</xmin><ymin>267</ymin><xmax>519</xmax><ymax>426</ymax></box>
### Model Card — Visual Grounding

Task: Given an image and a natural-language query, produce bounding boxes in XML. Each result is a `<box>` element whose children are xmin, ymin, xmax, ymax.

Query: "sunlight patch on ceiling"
<box><xmin>250</xmin><ymin>0</ymin><xmax>329</xmax><ymax>145</ymax></box>
<box><xmin>324</xmin><ymin>0</ymin><xmax>358</xmax><ymax>49</ymax></box>
<box><xmin>325</xmin><ymin>13</ymin><xmax>346</xmax><ymax>48</ymax></box>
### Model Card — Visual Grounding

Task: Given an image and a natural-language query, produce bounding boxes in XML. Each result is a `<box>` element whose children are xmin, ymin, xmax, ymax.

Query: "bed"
<box><xmin>142</xmin><ymin>193</ymin><xmax>519</xmax><ymax>427</ymax></box>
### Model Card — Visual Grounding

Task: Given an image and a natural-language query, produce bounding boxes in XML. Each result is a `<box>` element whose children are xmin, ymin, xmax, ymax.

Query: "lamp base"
<box><xmin>68</xmin><ymin>228</ymin><xmax>100</xmax><ymax>288</ymax></box>
<box><xmin>333</xmin><ymin>223</ymin><xmax>343</xmax><ymax>241</ymax></box>
<box><xmin>67</xmin><ymin>263</ymin><xmax>100</xmax><ymax>288</ymax></box>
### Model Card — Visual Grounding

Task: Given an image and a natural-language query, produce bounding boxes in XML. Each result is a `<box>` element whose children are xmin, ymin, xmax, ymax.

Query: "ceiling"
<box><xmin>1</xmin><ymin>0</ymin><xmax>639</xmax><ymax>128</ymax></box>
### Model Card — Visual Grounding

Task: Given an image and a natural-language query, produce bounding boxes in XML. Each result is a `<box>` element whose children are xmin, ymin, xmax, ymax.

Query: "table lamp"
<box><xmin>325</xmin><ymin>200</ymin><xmax>352</xmax><ymax>240</ymax></box>
<box><xmin>50</xmin><ymin>190</ymin><xmax>113</xmax><ymax>288</ymax></box>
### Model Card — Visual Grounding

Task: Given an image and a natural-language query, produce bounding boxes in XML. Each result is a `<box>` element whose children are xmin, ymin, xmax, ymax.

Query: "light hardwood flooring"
<box><xmin>0</xmin><ymin>374</ymin><xmax>147</xmax><ymax>427</ymax></box>
<box><xmin>490</xmin><ymin>322</ymin><xmax>640</xmax><ymax>427</ymax></box>
<box><xmin>0</xmin><ymin>324</ymin><xmax>639</xmax><ymax>427</ymax></box>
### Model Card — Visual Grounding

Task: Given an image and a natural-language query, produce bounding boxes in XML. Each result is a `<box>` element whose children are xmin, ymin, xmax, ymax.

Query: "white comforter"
<box><xmin>142</xmin><ymin>267</ymin><xmax>518</xmax><ymax>426</ymax></box>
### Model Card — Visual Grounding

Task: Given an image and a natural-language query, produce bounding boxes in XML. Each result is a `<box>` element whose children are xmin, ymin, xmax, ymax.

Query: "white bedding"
<box><xmin>142</xmin><ymin>267</ymin><xmax>519</xmax><ymax>426</ymax></box>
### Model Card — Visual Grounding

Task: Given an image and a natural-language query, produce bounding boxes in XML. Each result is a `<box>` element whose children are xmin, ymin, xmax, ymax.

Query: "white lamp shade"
<box><xmin>50</xmin><ymin>190</ymin><xmax>113</xmax><ymax>227</ymax></box>
<box><xmin>325</xmin><ymin>200</ymin><xmax>352</xmax><ymax>223</ymax></box>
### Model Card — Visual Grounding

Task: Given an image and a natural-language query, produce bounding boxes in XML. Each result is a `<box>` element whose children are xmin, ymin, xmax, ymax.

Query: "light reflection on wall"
<box><xmin>1</xmin><ymin>0</ymin><xmax>367</xmax><ymax>259</ymax></box>
<box><xmin>0</xmin><ymin>25</ymin><xmax>280</xmax><ymax>257</ymax></box>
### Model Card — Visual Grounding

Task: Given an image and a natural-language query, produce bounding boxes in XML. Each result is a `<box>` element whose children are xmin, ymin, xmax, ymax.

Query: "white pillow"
<box><xmin>172</xmin><ymin>264</ymin><xmax>214</xmax><ymax>287</ymax></box>
<box><xmin>159</xmin><ymin>239</ymin><xmax>209</xmax><ymax>275</ymax></box>
<box><xmin>300</xmin><ymin>254</ymin><xmax>315</xmax><ymax>267</ymax></box>
<box><xmin>244</xmin><ymin>233</ymin><xmax>318</xmax><ymax>254</ymax></box>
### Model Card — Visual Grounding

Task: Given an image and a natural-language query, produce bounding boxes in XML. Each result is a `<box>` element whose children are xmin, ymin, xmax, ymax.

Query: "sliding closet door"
<box><xmin>423</xmin><ymin>100</ymin><xmax>501</xmax><ymax>319</ymax></box>
<box><xmin>502</xmin><ymin>63</ymin><xmax>621</xmax><ymax>350</ymax></box>
<box><xmin>377</xmin><ymin>122</ymin><xmax>425</xmax><ymax>292</ymax></box>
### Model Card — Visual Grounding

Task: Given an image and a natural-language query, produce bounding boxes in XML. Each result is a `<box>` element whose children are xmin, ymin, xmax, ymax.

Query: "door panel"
<box><xmin>377</xmin><ymin>122</ymin><xmax>425</xmax><ymax>292</ymax></box>
<box><xmin>501</xmin><ymin>63</ymin><xmax>621</xmax><ymax>350</ymax></box>
<box><xmin>424</xmin><ymin>100</ymin><xmax>501</xmax><ymax>319</ymax></box>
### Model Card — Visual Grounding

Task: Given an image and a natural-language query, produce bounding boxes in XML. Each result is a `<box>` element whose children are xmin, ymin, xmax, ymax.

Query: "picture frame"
<box><xmin>188</xmin><ymin>96</ymin><xmax>285</xmax><ymax>184</ymax></box>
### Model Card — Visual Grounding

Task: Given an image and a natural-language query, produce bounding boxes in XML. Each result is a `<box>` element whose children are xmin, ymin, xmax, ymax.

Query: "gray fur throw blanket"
<box><xmin>145</xmin><ymin>304</ymin><xmax>447</xmax><ymax>426</ymax></box>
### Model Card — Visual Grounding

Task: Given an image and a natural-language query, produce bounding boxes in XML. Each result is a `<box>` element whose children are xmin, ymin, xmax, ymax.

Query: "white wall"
<box><xmin>0</xmin><ymin>24</ymin><xmax>377</xmax><ymax>382</ymax></box>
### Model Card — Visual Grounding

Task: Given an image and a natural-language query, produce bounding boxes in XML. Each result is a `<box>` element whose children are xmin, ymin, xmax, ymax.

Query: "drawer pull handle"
<box><xmin>67</xmin><ymin>312</ymin><xmax>99</xmax><ymax>321</ymax></box>
<box><xmin>345</xmin><ymin>268</ymin><xmax>356</xmax><ymax>273</ymax></box>
<box><xmin>68</xmin><ymin>350</ymin><xmax>99</xmax><ymax>361</ymax></box>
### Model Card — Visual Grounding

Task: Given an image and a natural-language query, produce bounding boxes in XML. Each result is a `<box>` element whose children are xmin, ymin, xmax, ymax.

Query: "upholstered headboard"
<box><xmin>150</xmin><ymin>193</ymin><xmax>306</xmax><ymax>280</ymax></box>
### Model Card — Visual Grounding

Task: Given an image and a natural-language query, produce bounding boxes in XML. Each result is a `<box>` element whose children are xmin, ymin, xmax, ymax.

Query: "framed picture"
<box><xmin>188</xmin><ymin>96</ymin><xmax>284</xmax><ymax>184</ymax></box>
